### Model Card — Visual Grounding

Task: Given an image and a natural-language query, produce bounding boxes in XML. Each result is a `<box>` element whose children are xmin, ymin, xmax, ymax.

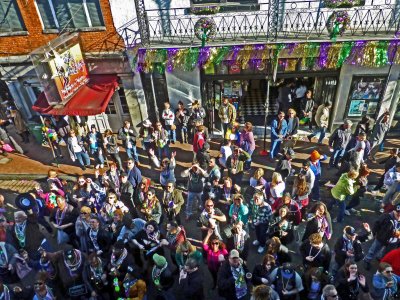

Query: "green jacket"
<box><xmin>331</xmin><ymin>173</ymin><xmax>358</xmax><ymax>201</ymax></box>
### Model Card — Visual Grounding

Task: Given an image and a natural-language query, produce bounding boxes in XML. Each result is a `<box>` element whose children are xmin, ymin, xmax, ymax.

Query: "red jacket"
<box><xmin>193</xmin><ymin>132</ymin><xmax>205</xmax><ymax>154</ymax></box>
<box><xmin>381</xmin><ymin>248</ymin><xmax>400</xmax><ymax>276</ymax></box>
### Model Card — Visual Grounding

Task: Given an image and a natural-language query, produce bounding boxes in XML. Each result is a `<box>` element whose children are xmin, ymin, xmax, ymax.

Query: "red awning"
<box><xmin>32</xmin><ymin>75</ymin><xmax>119</xmax><ymax>116</ymax></box>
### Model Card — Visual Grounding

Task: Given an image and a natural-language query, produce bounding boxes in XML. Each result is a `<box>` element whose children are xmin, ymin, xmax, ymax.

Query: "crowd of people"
<box><xmin>0</xmin><ymin>90</ymin><xmax>399</xmax><ymax>300</ymax></box>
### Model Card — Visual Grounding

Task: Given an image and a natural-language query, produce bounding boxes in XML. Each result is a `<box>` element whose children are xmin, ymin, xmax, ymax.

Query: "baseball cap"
<box><xmin>345</xmin><ymin>226</ymin><xmax>356</xmax><ymax>236</ymax></box>
<box><xmin>229</xmin><ymin>249</ymin><xmax>240</xmax><ymax>259</ymax></box>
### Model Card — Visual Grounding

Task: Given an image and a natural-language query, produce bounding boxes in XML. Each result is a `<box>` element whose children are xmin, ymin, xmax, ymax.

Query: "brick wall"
<box><xmin>0</xmin><ymin>0</ymin><xmax>125</xmax><ymax>57</ymax></box>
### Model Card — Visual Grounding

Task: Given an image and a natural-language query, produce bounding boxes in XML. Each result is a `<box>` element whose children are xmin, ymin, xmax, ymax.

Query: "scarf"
<box><xmin>55</xmin><ymin>207</ymin><xmax>67</xmax><ymax>226</ymax></box>
<box><xmin>342</xmin><ymin>234</ymin><xmax>354</xmax><ymax>252</ymax></box>
<box><xmin>231</xmin><ymin>265</ymin><xmax>247</xmax><ymax>299</ymax></box>
<box><xmin>15</xmin><ymin>221</ymin><xmax>26</xmax><ymax>248</ymax></box>
<box><xmin>110</xmin><ymin>248</ymin><xmax>128</xmax><ymax>269</ymax></box>
<box><xmin>316</xmin><ymin>216</ymin><xmax>330</xmax><ymax>239</ymax></box>
<box><xmin>152</xmin><ymin>263</ymin><xmax>168</xmax><ymax>289</ymax></box>
<box><xmin>89</xmin><ymin>229</ymin><xmax>100</xmax><ymax>251</ymax></box>
<box><xmin>233</xmin><ymin>230</ymin><xmax>246</xmax><ymax>252</ymax></box>
<box><xmin>166</xmin><ymin>227</ymin><xmax>181</xmax><ymax>248</ymax></box>
<box><xmin>0</xmin><ymin>243</ymin><xmax>8</xmax><ymax>269</ymax></box>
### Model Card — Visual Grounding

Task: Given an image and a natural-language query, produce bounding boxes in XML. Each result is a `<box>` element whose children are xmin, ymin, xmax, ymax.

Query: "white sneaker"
<box><xmin>350</xmin><ymin>208</ymin><xmax>358</xmax><ymax>213</ymax></box>
<box><xmin>253</xmin><ymin>240</ymin><xmax>260</xmax><ymax>246</ymax></box>
<box><xmin>257</xmin><ymin>246</ymin><xmax>265</xmax><ymax>254</ymax></box>
<box><xmin>379</xmin><ymin>208</ymin><xmax>384</xmax><ymax>213</ymax></box>
<box><xmin>100</xmin><ymin>164</ymin><xmax>104</xmax><ymax>168</ymax></box>
<box><xmin>344</xmin><ymin>210</ymin><xmax>351</xmax><ymax>216</ymax></box>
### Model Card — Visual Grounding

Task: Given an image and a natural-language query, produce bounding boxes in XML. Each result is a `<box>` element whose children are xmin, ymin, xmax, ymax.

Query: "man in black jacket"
<box><xmin>364</xmin><ymin>205</ymin><xmax>400</xmax><ymax>270</ymax></box>
<box><xmin>86</xmin><ymin>216</ymin><xmax>111</xmax><ymax>258</ymax></box>
<box><xmin>328</xmin><ymin>119</ymin><xmax>353</xmax><ymax>168</ymax></box>
<box><xmin>179</xmin><ymin>258</ymin><xmax>204</xmax><ymax>300</ymax></box>
<box><xmin>217</xmin><ymin>249</ymin><xmax>251</xmax><ymax>300</ymax></box>
<box><xmin>119</xmin><ymin>172</ymin><xmax>134</xmax><ymax>211</ymax></box>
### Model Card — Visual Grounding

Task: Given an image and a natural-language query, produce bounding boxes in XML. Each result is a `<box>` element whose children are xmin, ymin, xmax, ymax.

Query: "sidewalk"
<box><xmin>0</xmin><ymin>125</ymin><xmax>392</xmax><ymax>184</ymax></box>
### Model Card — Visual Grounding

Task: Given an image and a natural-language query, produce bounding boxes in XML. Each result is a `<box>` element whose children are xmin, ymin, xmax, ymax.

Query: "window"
<box><xmin>118</xmin><ymin>87</ymin><xmax>130</xmax><ymax>115</ymax></box>
<box><xmin>0</xmin><ymin>0</ymin><xmax>25</xmax><ymax>33</ymax></box>
<box><xmin>106</xmin><ymin>98</ymin><xmax>117</xmax><ymax>114</ymax></box>
<box><xmin>35</xmin><ymin>0</ymin><xmax>104</xmax><ymax>30</ymax></box>
<box><xmin>190</xmin><ymin>0</ymin><xmax>259</xmax><ymax>12</ymax></box>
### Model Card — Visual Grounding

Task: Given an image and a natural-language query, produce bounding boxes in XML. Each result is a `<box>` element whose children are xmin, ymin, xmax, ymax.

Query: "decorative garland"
<box><xmin>324</xmin><ymin>0</ymin><xmax>364</xmax><ymax>8</ymax></box>
<box><xmin>132</xmin><ymin>40</ymin><xmax>399</xmax><ymax>74</ymax></box>
<box><xmin>326</xmin><ymin>11</ymin><xmax>350</xmax><ymax>40</ymax></box>
<box><xmin>194</xmin><ymin>17</ymin><xmax>217</xmax><ymax>47</ymax></box>
<box><xmin>191</xmin><ymin>5</ymin><xmax>220</xmax><ymax>15</ymax></box>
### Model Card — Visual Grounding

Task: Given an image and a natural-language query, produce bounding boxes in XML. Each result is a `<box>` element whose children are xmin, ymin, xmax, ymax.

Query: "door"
<box><xmin>104</xmin><ymin>87</ymin><xmax>132</xmax><ymax>132</ymax></box>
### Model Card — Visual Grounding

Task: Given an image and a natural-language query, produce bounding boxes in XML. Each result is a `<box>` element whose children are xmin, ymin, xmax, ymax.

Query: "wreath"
<box><xmin>326</xmin><ymin>11</ymin><xmax>350</xmax><ymax>39</ymax></box>
<box><xmin>194</xmin><ymin>17</ymin><xmax>217</xmax><ymax>44</ymax></box>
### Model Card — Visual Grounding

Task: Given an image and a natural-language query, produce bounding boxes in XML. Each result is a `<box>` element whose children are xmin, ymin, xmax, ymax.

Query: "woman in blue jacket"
<box><xmin>373</xmin><ymin>262</ymin><xmax>400</xmax><ymax>300</ymax></box>
<box><xmin>270</xmin><ymin>111</ymin><xmax>288</xmax><ymax>159</ymax></box>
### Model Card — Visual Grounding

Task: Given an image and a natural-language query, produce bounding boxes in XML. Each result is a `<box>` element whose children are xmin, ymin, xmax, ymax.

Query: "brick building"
<box><xmin>0</xmin><ymin>0</ymin><xmax>143</xmax><ymax>131</ymax></box>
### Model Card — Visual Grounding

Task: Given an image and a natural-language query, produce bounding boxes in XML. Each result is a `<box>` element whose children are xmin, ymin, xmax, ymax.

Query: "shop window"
<box><xmin>35</xmin><ymin>0</ymin><xmax>104</xmax><ymax>30</ymax></box>
<box><xmin>0</xmin><ymin>0</ymin><xmax>25</xmax><ymax>33</ymax></box>
<box><xmin>118</xmin><ymin>87</ymin><xmax>130</xmax><ymax>115</ymax></box>
<box><xmin>106</xmin><ymin>98</ymin><xmax>117</xmax><ymax>115</ymax></box>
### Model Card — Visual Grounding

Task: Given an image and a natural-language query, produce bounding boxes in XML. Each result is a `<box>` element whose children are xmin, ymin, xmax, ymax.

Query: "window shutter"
<box><xmin>0</xmin><ymin>0</ymin><xmax>24</xmax><ymax>32</ymax></box>
<box><xmin>85</xmin><ymin>0</ymin><xmax>104</xmax><ymax>27</ymax></box>
<box><xmin>67</xmin><ymin>0</ymin><xmax>88</xmax><ymax>28</ymax></box>
<box><xmin>35</xmin><ymin>0</ymin><xmax>57</xmax><ymax>29</ymax></box>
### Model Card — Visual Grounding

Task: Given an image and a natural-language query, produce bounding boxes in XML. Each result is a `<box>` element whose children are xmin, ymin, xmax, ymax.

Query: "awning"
<box><xmin>32</xmin><ymin>75</ymin><xmax>119</xmax><ymax>116</ymax></box>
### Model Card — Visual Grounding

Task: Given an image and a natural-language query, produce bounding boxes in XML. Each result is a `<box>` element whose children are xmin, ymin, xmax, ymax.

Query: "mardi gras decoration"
<box><xmin>324</xmin><ymin>0</ymin><xmax>364</xmax><ymax>8</ymax></box>
<box><xmin>194</xmin><ymin>17</ymin><xmax>217</xmax><ymax>47</ymax></box>
<box><xmin>326</xmin><ymin>11</ymin><xmax>350</xmax><ymax>41</ymax></box>
<box><xmin>191</xmin><ymin>5</ymin><xmax>220</xmax><ymax>15</ymax></box>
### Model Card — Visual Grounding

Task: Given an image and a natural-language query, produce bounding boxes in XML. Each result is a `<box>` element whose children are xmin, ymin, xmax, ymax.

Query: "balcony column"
<box><xmin>134</xmin><ymin>0</ymin><xmax>150</xmax><ymax>46</ymax></box>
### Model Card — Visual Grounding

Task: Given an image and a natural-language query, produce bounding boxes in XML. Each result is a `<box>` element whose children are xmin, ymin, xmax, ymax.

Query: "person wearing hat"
<box><xmin>308</xmin><ymin>150</ymin><xmax>327</xmax><ymax>202</ymax></box>
<box><xmin>218</xmin><ymin>97</ymin><xmax>237</xmax><ymax>139</ymax></box>
<box><xmin>331</xmin><ymin>224</ymin><xmax>372</xmax><ymax>279</ymax></box>
<box><xmin>381</xmin><ymin>162</ymin><xmax>400</xmax><ymax>208</ymax></box>
<box><xmin>196</xmin><ymin>141</ymin><xmax>211</xmax><ymax>171</ymax></box>
<box><xmin>175</xmin><ymin>101</ymin><xmax>190</xmax><ymax>143</ymax></box>
<box><xmin>139</xmin><ymin>119</ymin><xmax>155</xmax><ymax>163</ymax></box>
<box><xmin>118</xmin><ymin>120</ymin><xmax>139</xmax><ymax>164</ymax></box>
<box><xmin>151</xmin><ymin>253</ymin><xmax>174</xmax><ymax>298</ymax></box>
<box><xmin>374</xmin><ymin>148</ymin><xmax>400</xmax><ymax>191</ymax></box>
<box><xmin>179</xmin><ymin>258</ymin><xmax>204</xmax><ymax>300</ymax></box>
<box><xmin>329</xmin><ymin>169</ymin><xmax>360</xmax><ymax>223</ymax></box>
<box><xmin>86</xmin><ymin>124</ymin><xmax>104</xmax><ymax>169</ymax></box>
<box><xmin>364</xmin><ymin>203</ymin><xmax>400</xmax><ymax>270</ymax></box>
<box><xmin>122</xmin><ymin>265</ymin><xmax>147</xmax><ymax>300</ymax></box>
<box><xmin>328</xmin><ymin>119</ymin><xmax>353</xmax><ymax>169</ymax></box>
<box><xmin>217</xmin><ymin>249</ymin><xmax>251</xmax><ymax>300</ymax></box>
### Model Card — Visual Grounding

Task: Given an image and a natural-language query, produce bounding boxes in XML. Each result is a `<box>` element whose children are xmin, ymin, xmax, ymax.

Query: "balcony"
<box><xmin>138</xmin><ymin>0</ymin><xmax>400</xmax><ymax>47</ymax></box>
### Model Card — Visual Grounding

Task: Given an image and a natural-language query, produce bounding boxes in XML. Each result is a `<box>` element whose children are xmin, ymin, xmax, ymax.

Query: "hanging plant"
<box><xmin>194</xmin><ymin>17</ymin><xmax>217</xmax><ymax>47</ymax></box>
<box><xmin>323</xmin><ymin>0</ymin><xmax>364</xmax><ymax>8</ymax></box>
<box><xmin>326</xmin><ymin>11</ymin><xmax>350</xmax><ymax>41</ymax></box>
<box><xmin>190</xmin><ymin>5</ymin><xmax>220</xmax><ymax>15</ymax></box>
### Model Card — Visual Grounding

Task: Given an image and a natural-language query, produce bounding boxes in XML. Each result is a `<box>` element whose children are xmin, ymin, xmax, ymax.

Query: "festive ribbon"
<box><xmin>318</xmin><ymin>42</ymin><xmax>331</xmax><ymax>69</ymax></box>
<box><xmin>336</xmin><ymin>41</ymin><xmax>353</xmax><ymax>67</ymax></box>
<box><xmin>345</xmin><ymin>40</ymin><xmax>367</xmax><ymax>65</ymax></box>
<box><xmin>326</xmin><ymin>44</ymin><xmax>343</xmax><ymax>69</ymax></box>
<box><xmin>197</xmin><ymin>47</ymin><xmax>211</xmax><ymax>67</ymax></box>
<box><xmin>375</xmin><ymin>41</ymin><xmax>388</xmax><ymax>67</ymax></box>
<box><xmin>166</xmin><ymin>48</ymin><xmax>179</xmax><ymax>72</ymax></box>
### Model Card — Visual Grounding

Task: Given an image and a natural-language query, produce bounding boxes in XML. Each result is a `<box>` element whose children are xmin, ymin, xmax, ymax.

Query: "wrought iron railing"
<box><xmin>141</xmin><ymin>0</ymin><xmax>400</xmax><ymax>46</ymax></box>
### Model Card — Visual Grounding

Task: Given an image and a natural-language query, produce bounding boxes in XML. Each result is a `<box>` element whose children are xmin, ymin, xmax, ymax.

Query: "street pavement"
<box><xmin>0</xmin><ymin>125</ymin><xmax>398</xmax><ymax>299</ymax></box>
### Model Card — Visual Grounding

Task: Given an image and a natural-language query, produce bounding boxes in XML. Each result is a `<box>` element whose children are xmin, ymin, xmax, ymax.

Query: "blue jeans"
<box><xmin>90</xmin><ymin>148</ymin><xmax>104</xmax><ymax>165</ymax></box>
<box><xmin>244</xmin><ymin>149</ymin><xmax>254</xmax><ymax>170</ymax></box>
<box><xmin>75</xmin><ymin>151</ymin><xmax>90</xmax><ymax>167</ymax></box>
<box><xmin>158</xmin><ymin>145</ymin><xmax>170</xmax><ymax>161</ymax></box>
<box><xmin>270</xmin><ymin>139</ymin><xmax>281</xmax><ymax>158</ymax></box>
<box><xmin>329</xmin><ymin>196</ymin><xmax>349</xmax><ymax>223</ymax></box>
<box><xmin>364</xmin><ymin>239</ymin><xmax>384</xmax><ymax>262</ymax></box>
<box><xmin>329</xmin><ymin>147</ymin><xmax>345</xmax><ymax>167</ymax></box>
<box><xmin>310</xmin><ymin>173</ymin><xmax>321</xmax><ymax>201</ymax></box>
<box><xmin>185</xmin><ymin>192</ymin><xmax>203</xmax><ymax>217</ymax></box>
<box><xmin>165</xmin><ymin>125</ymin><xmax>176</xmax><ymax>142</ymax></box>
<box><xmin>222</xmin><ymin>123</ymin><xmax>229</xmax><ymax>138</ymax></box>
<box><xmin>309</xmin><ymin>126</ymin><xmax>326</xmax><ymax>144</ymax></box>
<box><xmin>126</xmin><ymin>146</ymin><xmax>139</xmax><ymax>162</ymax></box>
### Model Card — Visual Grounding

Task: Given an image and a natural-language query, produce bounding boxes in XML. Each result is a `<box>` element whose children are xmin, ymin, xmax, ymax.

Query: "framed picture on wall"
<box><xmin>346</xmin><ymin>76</ymin><xmax>386</xmax><ymax>118</ymax></box>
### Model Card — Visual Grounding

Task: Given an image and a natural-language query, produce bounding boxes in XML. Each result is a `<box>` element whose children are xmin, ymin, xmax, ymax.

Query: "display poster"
<box><xmin>348</xmin><ymin>100</ymin><xmax>366</xmax><ymax>117</ymax></box>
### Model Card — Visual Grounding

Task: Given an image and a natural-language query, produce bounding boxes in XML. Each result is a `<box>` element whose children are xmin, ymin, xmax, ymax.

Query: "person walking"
<box><xmin>307</xmin><ymin>101</ymin><xmax>332</xmax><ymax>144</ymax></box>
<box><xmin>67</xmin><ymin>130</ymin><xmax>91</xmax><ymax>170</ymax></box>
<box><xmin>86</xmin><ymin>125</ymin><xmax>105</xmax><ymax>169</ymax></box>
<box><xmin>218</xmin><ymin>97</ymin><xmax>237</xmax><ymax>138</ymax></box>
<box><xmin>369</xmin><ymin>110</ymin><xmax>391</xmax><ymax>162</ymax></box>
<box><xmin>270</xmin><ymin>111</ymin><xmax>288</xmax><ymax>160</ymax></box>
<box><xmin>328</xmin><ymin>119</ymin><xmax>353</xmax><ymax>168</ymax></box>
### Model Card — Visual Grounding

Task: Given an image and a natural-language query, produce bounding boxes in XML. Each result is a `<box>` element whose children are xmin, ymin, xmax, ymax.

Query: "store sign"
<box><xmin>48</xmin><ymin>43</ymin><xmax>89</xmax><ymax>102</ymax></box>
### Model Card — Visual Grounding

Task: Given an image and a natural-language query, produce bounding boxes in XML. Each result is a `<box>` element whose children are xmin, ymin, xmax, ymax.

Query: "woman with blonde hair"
<box><xmin>269</xmin><ymin>172</ymin><xmax>285</xmax><ymax>206</ymax></box>
<box><xmin>292</xmin><ymin>173</ymin><xmax>311</xmax><ymax>217</ymax></box>
<box><xmin>175</xmin><ymin>240</ymin><xmax>203</xmax><ymax>270</ymax></box>
<box><xmin>103</xmin><ymin>129</ymin><xmax>123</xmax><ymax>171</ymax></box>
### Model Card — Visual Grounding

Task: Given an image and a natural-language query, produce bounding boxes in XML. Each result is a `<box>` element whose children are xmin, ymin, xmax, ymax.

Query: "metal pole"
<box><xmin>260</xmin><ymin>79</ymin><xmax>270</xmax><ymax>156</ymax></box>
<box><xmin>150</xmin><ymin>73</ymin><xmax>160</xmax><ymax>122</ymax></box>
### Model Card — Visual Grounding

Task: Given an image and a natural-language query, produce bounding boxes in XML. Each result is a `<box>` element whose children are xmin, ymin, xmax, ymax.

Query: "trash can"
<box><xmin>27</xmin><ymin>123</ymin><xmax>44</xmax><ymax>144</ymax></box>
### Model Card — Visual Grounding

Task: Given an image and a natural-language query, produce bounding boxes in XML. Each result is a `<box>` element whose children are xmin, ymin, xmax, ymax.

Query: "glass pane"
<box><xmin>52</xmin><ymin>0</ymin><xmax>73</xmax><ymax>28</ymax></box>
<box><xmin>118</xmin><ymin>88</ymin><xmax>130</xmax><ymax>115</ymax></box>
<box><xmin>0</xmin><ymin>0</ymin><xmax>24</xmax><ymax>32</ymax></box>
<box><xmin>36</xmin><ymin>0</ymin><xmax>57</xmax><ymax>29</ymax></box>
<box><xmin>67</xmin><ymin>0</ymin><xmax>89</xmax><ymax>28</ymax></box>
<box><xmin>85</xmin><ymin>0</ymin><xmax>104</xmax><ymax>27</ymax></box>
<box><xmin>106</xmin><ymin>98</ymin><xmax>117</xmax><ymax>114</ymax></box>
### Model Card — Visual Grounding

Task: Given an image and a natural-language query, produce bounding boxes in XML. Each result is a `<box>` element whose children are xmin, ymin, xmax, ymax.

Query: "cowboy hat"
<box><xmin>142</xmin><ymin>119</ymin><xmax>152</xmax><ymax>127</ymax></box>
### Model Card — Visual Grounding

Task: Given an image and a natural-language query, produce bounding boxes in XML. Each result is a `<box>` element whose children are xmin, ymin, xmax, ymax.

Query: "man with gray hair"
<box><xmin>321</xmin><ymin>284</ymin><xmax>339</xmax><ymax>299</ymax></box>
<box><xmin>328</xmin><ymin>119</ymin><xmax>353</xmax><ymax>168</ymax></box>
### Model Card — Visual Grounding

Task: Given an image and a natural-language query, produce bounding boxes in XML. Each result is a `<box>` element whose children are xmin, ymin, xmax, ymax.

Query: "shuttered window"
<box><xmin>0</xmin><ymin>0</ymin><xmax>25</xmax><ymax>33</ymax></box>
<box><xmin>35</xmin><ymin>0</ymin><xmax>104</xmax><ymax>30</ymax></box>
